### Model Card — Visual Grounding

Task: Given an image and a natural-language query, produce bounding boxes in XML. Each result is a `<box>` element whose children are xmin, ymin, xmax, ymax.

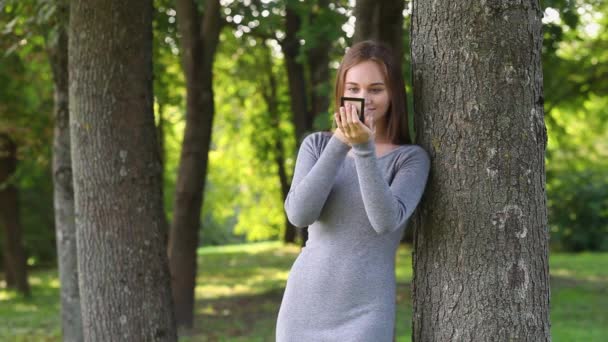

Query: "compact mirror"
<box><xmin>340</xmin><ymin>97</ymin><xmax>365</xmax><ymax>123</ymax></box>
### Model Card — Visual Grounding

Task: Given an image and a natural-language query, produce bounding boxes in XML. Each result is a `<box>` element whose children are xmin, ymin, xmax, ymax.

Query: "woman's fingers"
<box><xmin>345</xmin><ymin>104</ymin><xmax>354</xmax><ymax>126</ymax></box>
<box><xmin>339</xmin><ymin>106</ymin><xmax>350</xmax><ymax>135</ymax></box>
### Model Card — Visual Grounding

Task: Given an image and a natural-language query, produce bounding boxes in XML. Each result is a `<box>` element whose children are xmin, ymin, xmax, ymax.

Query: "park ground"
<box><xmin>1</xmin><ymin>241</ymin><xmax>607</xmax><ymax>341</ymax></box>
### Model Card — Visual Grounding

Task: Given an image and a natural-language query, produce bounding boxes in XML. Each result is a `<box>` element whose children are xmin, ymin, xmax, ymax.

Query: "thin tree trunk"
<box><xmin>47</xmin><ymin>0</ymin><xmax>83</xmax><ymax>339</ymax></box>
<box><xmin>353</xmin><ymin>0</ymin><xmax>405</xmax><ymax>64</ymax></box>
<box><xmin>260</xmin><ymin>48</ymin><xmax>297</xmax><ymax>244</ymax></box>
<box><xmin>306</xmin><ymin>0</ymin><xmax>331</xmax><ymax>130</ymax></box>
<box><xmin>69</xmin><ymin>0</ymin><xmax>177</xmax><ymax>339</ymax></box>
<box><xmin>169</xmin><ymin>0</ymin><xmax>221</xmax><ymax>328</ymax></box>
<box><xmin>281</xmin><ymin>5</ymin><xmax>310</xmax><ymax>144</ymax></box>
<box><xmin>0</xmin><ymin>134</ymin><xmax>30</xmax><ymax>297</ymax></box>
<box><xmin>410</xmin><ymin>1</ymin><xmax>551</xmax><ymax>340</ymax></box>
<box><xmin>281</xmin><ymin>4</ymin><xmax>312</xmax><ymax>247</ymax></box>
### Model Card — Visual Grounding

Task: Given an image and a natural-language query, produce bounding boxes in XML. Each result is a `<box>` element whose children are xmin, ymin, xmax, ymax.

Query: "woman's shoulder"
<box><xmin>301</xmin><ymin>131</ymin><xmax>333</xmax><ymax>147</ymax></box>
<box><xmin>393</xmin><ymin>144</ymin><xmax>431</xmax><ymax>166</ymax></box>
<box><xmin>404</xmin><ymin>144</ymin><xmax>429</xmax><ymax>157</ymax></box>
<box><xmin>300</xmin><ymin>131</ymin><xmax>334</xmax><ymax>154</ymax></box>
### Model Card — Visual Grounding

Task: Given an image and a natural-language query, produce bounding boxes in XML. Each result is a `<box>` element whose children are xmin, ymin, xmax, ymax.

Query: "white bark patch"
<box><xmin>486</xmin><ymin>148</ymin><xmax>498</xmax><ymax>178</ymax></box>
<box><xmin>530</xmin><ymin>108</ymin><xmax>540</xmax><ymax>142</ymax></box>
<box><xmin>505</xmin><ymin>65</ymin><xmax>516</xmax><ymax>84</ymax></box>
<box><xmin>524</xmin><ymin>169</ymin><xmax>532</xmax><ymax>184</ymax></box>
<box><xmin>515</xmin><ymin>226</ymin><xmax>527</xmax><ymax>239</ymax></box>
<box><xmin>119</xmin><ymin>150</ymin><xmax>128</xmax><ymax>177</ymax></box>
<box><xmin>492</xmin><ymin>204</ymin><xmax>527</xmax><ymax>239</ymax></box>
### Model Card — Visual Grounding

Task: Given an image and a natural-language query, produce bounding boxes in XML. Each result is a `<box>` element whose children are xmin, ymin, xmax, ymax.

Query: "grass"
<box><xmin>1</xmin><ymin>241</ymin><xmax>607</xmax><ymax>341</ymax></box>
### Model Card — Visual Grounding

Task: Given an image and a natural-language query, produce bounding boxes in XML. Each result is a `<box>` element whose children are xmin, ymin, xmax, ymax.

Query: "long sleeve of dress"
<box><xmin>284</xmin><ymin>132</ymin><xmax>351</xmax><ymax>227</ymax></box>
<box><xmin>351</xmin><ymin>139</ymin><xmax>431</xmax><ymax>235</ymax></box>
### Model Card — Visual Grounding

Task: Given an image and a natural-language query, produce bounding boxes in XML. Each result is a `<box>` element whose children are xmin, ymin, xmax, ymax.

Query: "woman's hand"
<box><xmin>333</xmin><ymin>103</ymin><xmax>375</xmax><ymax>145</ymax></box>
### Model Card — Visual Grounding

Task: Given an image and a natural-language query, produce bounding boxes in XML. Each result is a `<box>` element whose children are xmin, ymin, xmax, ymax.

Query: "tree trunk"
<box><xmin>306</xmin><ymin>0</ymin><xmax>331</xmax><ymax>131</ymax></box>
<box><xmin>169</xmin><ymin>0</ymin><xmax>221</xmax><ymax>328</ymax></box>
<box><xmin>410</xmin><ymin>1</ymin><xmax>551</xmax><ymax>341</ymax></box>
<box><xmin>281</xmin><ymin>5</ymin><xmax>311</xmax><ymax>145</ymax></box>
<box><xmin>260</xmin><ymin>49</ymin><xmax>297</xmax><ymax>244</ymax></box>
<box><xmin>353</xmin><ymin>0</ymin><xmax>405</xmax><ymax>65</ymax></box>
<box><xmin>0</xmin><ymin>134</ymin><xmax>30</xmax><ymax>297</ymax></box>
<box><xmin>281</xmin><ymin>4</ymin><xmax>313</xmax><ymax>247</ymax></box>
<box><xmin>47</xmin><ymin>0</ymin><xmax>83</xmax><ymax>339</ymax></box>
<box><xmin>69</xmin><ymin>0</ymin><xmax>177</xmax><ymax>339</ymax></box>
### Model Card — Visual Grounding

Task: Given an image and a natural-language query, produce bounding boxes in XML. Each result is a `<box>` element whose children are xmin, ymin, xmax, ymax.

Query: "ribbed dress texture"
<box><xmin>275</xmin><ymin>131</ymin><xmax>431</xmax><ymax>342</ymax></box>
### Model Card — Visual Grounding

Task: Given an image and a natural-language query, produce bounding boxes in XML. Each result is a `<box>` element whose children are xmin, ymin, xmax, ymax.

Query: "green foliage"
<box><xmin>1</xmin><ymin>0</ymin><xmax>607</xmax><ymax>267</ymax></box>
<box><xmin>548</xmin><ymin>168</ymin><xmax>608</xmax><ymax>252</ymax></box>
<box><xmin>542</xmin><ymin>0</ymin><xmax>608</xmax><ymax>251</ymax></box>
<box><xmin>201</xmin><ymin>30</ymin><xmax>294</xmax><ymax>243</ymax></box>
<box><xmin>1</xmin><ymin>2</ymin><xmax>56</xmax><ymax>266</ymax></box>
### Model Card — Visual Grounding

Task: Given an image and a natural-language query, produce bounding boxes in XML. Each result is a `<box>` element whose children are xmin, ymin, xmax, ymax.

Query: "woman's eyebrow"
<box><xmin>345</xmin><ymin>81</ymin><xmax>385</xmax><ymax>86</ymax></box>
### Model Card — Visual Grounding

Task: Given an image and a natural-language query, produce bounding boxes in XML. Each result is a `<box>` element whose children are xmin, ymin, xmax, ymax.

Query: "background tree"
<box><xmin>169</xmin><ymin>0</ymin><xmax>222</xmax><ymax>328</ymax></box>
<box><xmin>0</xmin><ymin>0</ymin><xmax>59</xmax><ymax>275</ymax></box>
<box><xmin>0</xmin><ymin>133</ymin><xmax>30</xmax><ymax>297</ymax></box>
<box><xmin>69</xmin><ymin>0</ymin><xmax>177</xmax><ymax>339</ymax></box>
<box><xmin>352</xmin><ymin>0</ymin><xmax>405</xmax><ymax>64</ymax></box>
<box><xmin>411</xmin><ymin>0</ymin><xmax>551</xmax><ymax>340</ymax></box>
<box><xmin>47</xmin><ymin>0</ymin><xmax>83</xmax><ymax>339</ymax></box>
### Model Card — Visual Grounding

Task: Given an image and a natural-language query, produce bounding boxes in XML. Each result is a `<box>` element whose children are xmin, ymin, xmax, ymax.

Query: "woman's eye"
<box><xmin>371</xmin><ymin>88</ymin><xmax>383</xmax><ymax>93</ymax></box>
<box><xmin>347</xmin><ymin>87</ymin><xmax>359</xmax><ymax>92</ymax></box>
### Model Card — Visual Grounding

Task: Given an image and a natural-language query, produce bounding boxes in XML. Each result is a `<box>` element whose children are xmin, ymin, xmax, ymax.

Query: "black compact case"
<box><xmin>340</xmin><ymin>96</ymin><xmax>365</xmax><ymax>123</ymax></box>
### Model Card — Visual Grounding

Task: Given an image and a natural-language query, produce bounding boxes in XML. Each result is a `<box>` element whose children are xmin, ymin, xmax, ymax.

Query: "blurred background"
<box><xmin>0</xmin><ymin>0</ymin><xmax>606</xmax><ymax>340</ymax></box>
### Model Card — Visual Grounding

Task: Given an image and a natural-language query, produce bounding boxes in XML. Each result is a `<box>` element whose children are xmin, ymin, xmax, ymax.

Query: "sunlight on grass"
<box><xmin>197</xmin><ymin>241</ymin><xmax>283</xmax><ymax>255</ymax></box>
<box><xmin>0</xmin><ymin>290</ymin><xmax>17</xmax><ymax>300</ymax></box>
<box><xmin>552</xmin><ymin>268</ymin><xmax>608</xmax><ymax>283</ymax></box>
<box><xmin>13</xmin><ymin>303</ymin><xmax>40</xmax><ymax>313</ymax></box>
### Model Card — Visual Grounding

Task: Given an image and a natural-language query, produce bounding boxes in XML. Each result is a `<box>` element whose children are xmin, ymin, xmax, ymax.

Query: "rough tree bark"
<box><xmin>169</xmin><ymin>0</ymin><xmax>222</xmax><ymax>328</ymax></box>
<box><xmin>47</xmin><ymin>0</ymin><xmax>83</xmax><ymax>339</ymax></box>
<box><xmin>0</xmin><ymin>134</ymin><xmax>30</xmax><ymax>297</ymax></box>
<box><xmin>69</xmin><ymin>0</ymin><xmax>177</xmax><ymax>339</ymax></box>
<box><xmin>410</xmin><ymin>1</ymin><xmax>551</xmax><ymax>341</ymax></box>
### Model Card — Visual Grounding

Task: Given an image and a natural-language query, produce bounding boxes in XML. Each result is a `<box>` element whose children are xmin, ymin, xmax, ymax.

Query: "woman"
<box><xmin>276</xmin><ymin>40</ymin><xmax>431</xmax><ymax>341</ymax></box>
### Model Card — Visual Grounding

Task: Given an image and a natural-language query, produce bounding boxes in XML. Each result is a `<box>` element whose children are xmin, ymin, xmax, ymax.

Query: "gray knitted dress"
<box><xmin>275</xmin><ymin>131</ymin><xmax>430</xmax><ymax>341</ymax></box>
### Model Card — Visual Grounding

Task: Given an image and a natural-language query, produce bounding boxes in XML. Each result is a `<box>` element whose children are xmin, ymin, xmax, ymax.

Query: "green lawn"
<box><xmin>1</xmin><ymin>241</ymin><xmax>607</xmax><ymax>341</ymax></box>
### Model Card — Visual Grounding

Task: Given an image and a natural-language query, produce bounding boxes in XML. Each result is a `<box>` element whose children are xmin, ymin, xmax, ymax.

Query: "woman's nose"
<box><xmin>358</xmin><ymin>90</ymin><xmax>372</xmax><ymax>104</ymax></box>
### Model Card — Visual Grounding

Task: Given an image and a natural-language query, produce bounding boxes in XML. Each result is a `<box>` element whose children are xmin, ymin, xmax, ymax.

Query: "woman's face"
<box><xmin>343</xmin><ymin>60</ymin><xmax>390</xmax><ymax>124</ymax></box>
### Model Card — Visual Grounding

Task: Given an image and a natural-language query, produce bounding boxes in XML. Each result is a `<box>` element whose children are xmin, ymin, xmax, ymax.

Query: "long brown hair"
<box><xmin>333</xmin><ymin>40</ymin><xmax>411</xmax><ymax>145</ymax></box>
